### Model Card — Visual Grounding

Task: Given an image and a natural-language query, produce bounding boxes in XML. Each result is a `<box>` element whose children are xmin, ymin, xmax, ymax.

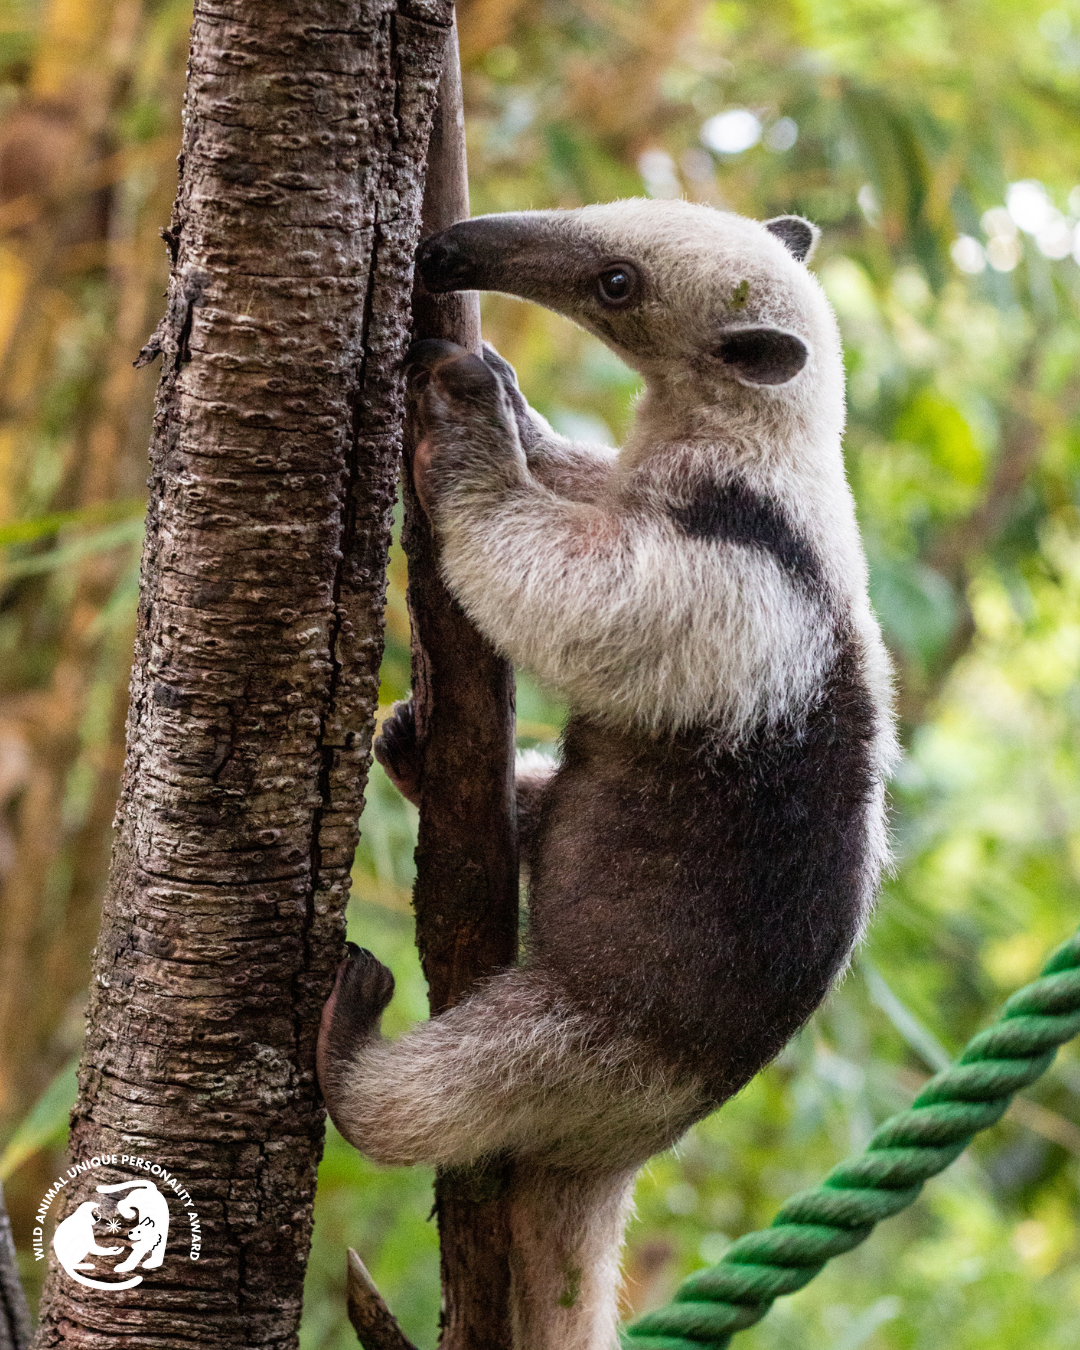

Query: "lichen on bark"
<box><xmin>32</xmin><ymin>2</ymin><xmax>453</xmax><ymax>1345</ymax></box>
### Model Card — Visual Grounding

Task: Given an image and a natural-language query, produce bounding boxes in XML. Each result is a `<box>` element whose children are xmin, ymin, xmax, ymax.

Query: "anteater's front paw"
<box><xmin>406</xmin><ymin>340</ymin><xmax>503</xmax><ymax>426</ymax></box>
<box><xmin>405</xmin><ymin>339</ymin><xmax>524</xmax><ymax>520</ymax></box>
<box><xmin>374</xmin><ymin>699</ymin><xmax>420</xmax><ymax>804</ymax></box>
<box><xmin>405</xmin><ymin>338</ymin><xmax>466</xmax><ymax>397</ymax></box>
<box><xmin>434</xmin><ymin>352</ymin><xmax>502</xmax><ymax>418</ymax></box>
<box><xmin>406</xmin><ymin>341</ymin><xmax>507</xmax><ymax>515</ymax></box>
<box><xmin>317</xmin><ymin>944</ymin><xmax>395</xmax><ymax>1098</ymax></box>
<box><xmin>481</xmin><ymin>341</ymin><xmax>536</xmax><ymax>446</ymax></box>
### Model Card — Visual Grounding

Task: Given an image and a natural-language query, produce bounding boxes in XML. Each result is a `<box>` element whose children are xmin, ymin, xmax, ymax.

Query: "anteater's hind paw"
<box><xmin>374</xmin><ymin>699</ymin><xmax>420</xmax><ymax>804</ymax></box>
<box><xmin>317</xmin><ymin>944</ymin><xmax>395</xmax><ymax>1102</ymax></box>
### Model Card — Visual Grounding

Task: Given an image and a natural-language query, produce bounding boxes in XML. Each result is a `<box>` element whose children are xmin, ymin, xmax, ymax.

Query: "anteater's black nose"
<box><xmin>416</xmin><ymin>229</ymin><xmax>474</xmax><ymax>293</ymax></box>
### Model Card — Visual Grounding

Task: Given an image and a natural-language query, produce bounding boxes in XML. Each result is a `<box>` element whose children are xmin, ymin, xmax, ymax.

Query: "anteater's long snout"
<box><xmin>415</xmin><ymin>224</ymin><xmax>481</xmax><ymax>292</ymax></box>
<box><xmin>415</xmin><ymin>212</ymin><xmax>578</xmax><ymax>298</ymax></box>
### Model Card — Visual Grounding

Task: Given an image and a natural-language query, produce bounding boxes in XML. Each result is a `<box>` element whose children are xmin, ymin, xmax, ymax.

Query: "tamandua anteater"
<box><xmin>318</xmin><ymin>200</ymin><xmax>897</xmax><ymax>1350</ymax></box>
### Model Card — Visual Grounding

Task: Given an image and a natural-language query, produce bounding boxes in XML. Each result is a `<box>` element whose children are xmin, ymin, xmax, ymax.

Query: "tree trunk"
<box><xmin>31</xmin><ymin>2</ymin><xmax>453</xmax><ymax>1346</ymax></box>
<box><xmin>403</xmin><ymin>25</ymin><xmax>519</xmax><ymax>1350</ymax></box>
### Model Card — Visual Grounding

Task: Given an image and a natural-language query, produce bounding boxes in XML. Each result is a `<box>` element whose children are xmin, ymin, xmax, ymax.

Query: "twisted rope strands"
<box><xmin>621</xmin><ymin>928</ymin><xmax>1080</xmax><ymax>1350</ymax></box>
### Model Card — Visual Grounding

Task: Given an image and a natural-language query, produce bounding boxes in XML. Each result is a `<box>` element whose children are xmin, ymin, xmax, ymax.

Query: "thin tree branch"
<box><xmin>0</xmin><ymin>1180</ymin><xmax>31</xmax><ymax>1350</ymax></box>
<box><xmin>926</xmin><ymin>351</ymin><xmax>1043</xmax><ymax>582</ymax></box>
<box><xmin>897</xmin><ymin>349</ymin><xmax>1052</xmax><ymax>727</ymax></box>
<box><xmin>402</xmin><ymin>16</ymin><xmax>519</xmax><ymax>1350</ymax></box>
<box><xmin>346</xmin><ymin>1249</ymin><xmax>419</xmax><ymax>1350</ymax></box>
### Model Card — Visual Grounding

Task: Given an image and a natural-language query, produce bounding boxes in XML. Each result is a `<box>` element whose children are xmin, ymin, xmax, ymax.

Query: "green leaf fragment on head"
<box><xmin>558</xmin><ymin>1263</ymin><xmax>583</xmax><ymax>1308</ymax></box>
<box><xmin>732</xmin><ymin>279</ymin><xmax>750</xmax><ymax>310</ymax></box>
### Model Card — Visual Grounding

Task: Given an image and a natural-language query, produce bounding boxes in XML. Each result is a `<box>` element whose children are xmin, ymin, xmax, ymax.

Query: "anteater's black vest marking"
<box><xmin>670</xmin><ymin>479</ymin><xmax>822</xmax><ymax>586</ymax></box>
<box><xmin>528</xmin><ymin>637</ymin><xmax>877</xmax><ymax>1106</ymax></box>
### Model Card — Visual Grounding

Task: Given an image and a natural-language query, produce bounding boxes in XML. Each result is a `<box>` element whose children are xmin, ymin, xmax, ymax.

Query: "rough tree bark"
<box><xmin>405</xmin><ymin>23</ymin><xmax>518</xmax><ymax>1349</ymax></box>
<box><xmin>32</xmin><ymin>2</ymin><xmax>454</xmax><ymax>1346</ymax></box>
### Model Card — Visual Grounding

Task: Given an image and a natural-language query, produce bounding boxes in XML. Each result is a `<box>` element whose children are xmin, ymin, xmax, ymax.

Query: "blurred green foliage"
<box><xmin>4</xmin><ymin>1</ymin><xmax>1080</xmax><ymax>1348</ymax></box>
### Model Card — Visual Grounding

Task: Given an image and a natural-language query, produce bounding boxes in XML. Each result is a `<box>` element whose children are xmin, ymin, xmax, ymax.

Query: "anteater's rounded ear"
<box><xmin>717</xmin><ymin>326</ymin><xmax>809</xmax><ymax>386</ymax></box>
<box><xmin>764</xmin><ymin>215</ymin><xmax>820</xmax><ymax>263</ymax></box>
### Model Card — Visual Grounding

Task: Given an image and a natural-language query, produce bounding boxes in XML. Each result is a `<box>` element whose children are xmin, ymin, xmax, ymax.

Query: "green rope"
<box><xmin>621</xmin><ymin>927</ymin><xmax>1080</xmax><ymax>1350</ymax></box>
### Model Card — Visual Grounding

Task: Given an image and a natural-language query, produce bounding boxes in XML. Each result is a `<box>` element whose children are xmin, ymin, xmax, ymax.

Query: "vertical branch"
<box><xmin>402</xmin><ymin>18</ymin><xmax>518</xmax><ymax>1350</ymax></box>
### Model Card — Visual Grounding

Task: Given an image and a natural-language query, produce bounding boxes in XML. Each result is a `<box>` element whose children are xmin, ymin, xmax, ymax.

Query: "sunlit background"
<box><xmin>3</xmin><ymin>1</ymin><xmax>1080</xmax><ymax>1346</ymax></box>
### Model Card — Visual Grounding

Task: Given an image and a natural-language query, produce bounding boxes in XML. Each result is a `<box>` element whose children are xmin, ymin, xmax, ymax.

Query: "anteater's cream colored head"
<box><xmin>416</xmin><ymin>198</ymin><xmax>844</xmax><ymax>439</ymax></box>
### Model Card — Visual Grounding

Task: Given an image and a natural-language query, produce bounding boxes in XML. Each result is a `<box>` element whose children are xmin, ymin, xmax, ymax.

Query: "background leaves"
<box><xmin>3</xmin><ymin>1</ymin><xmax>1080</xmax><ymax>1347</ymax></box>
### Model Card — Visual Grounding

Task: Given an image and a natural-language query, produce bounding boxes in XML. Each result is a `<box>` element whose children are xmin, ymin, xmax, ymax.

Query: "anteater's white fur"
<box><xmin>333</xmin><ymin>971</ymin><xmax>704</xmax><ymax>1172</ymax></box>
<box><xmin>429</xmin><ymin>203</ymin><xmax>891</xmax><ymax>750</ymax></box>
<box><xmin>329</xmin><ymin>200</ymin><xmax>898</xmax><ymax>1350</ymax></box>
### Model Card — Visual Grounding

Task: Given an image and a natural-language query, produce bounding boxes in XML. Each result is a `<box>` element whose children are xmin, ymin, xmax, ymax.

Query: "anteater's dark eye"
<box><xmin>596</xmin><ymin>264</ymin><xmax>638</xmax><ymax>306</ymax></box>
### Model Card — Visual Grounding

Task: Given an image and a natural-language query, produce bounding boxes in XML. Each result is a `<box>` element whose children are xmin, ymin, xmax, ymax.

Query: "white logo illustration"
<box><xmin>34</xmin><ymin>1153</ymin><xmax>201</xmax><ymax>1290</ymax></box>
<box><xmin>52</xmin><ymin>1179</ymin><xmax>170</xmax><ymax>1290</ymax></box>
<box><xmin>51</xmin><ymin>1201</ymin><xmax>130</xmax><ymax>1290</ymax></box>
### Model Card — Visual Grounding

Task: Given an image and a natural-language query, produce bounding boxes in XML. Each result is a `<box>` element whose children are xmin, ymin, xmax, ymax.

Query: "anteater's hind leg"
<box><xmin>318</xmin><ymin>948</ymin><xmax>701</xmax><ymax>1172</ymax></box>
<box><xmin>509</xmin><ymin>1163</ymin><xmax>636</xmax><ymax>1350</ymax></box>
<box><xmin>318</xmin><ymin>949</ymin><xmax>702</xmax><ymax>1350</ymax></box>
